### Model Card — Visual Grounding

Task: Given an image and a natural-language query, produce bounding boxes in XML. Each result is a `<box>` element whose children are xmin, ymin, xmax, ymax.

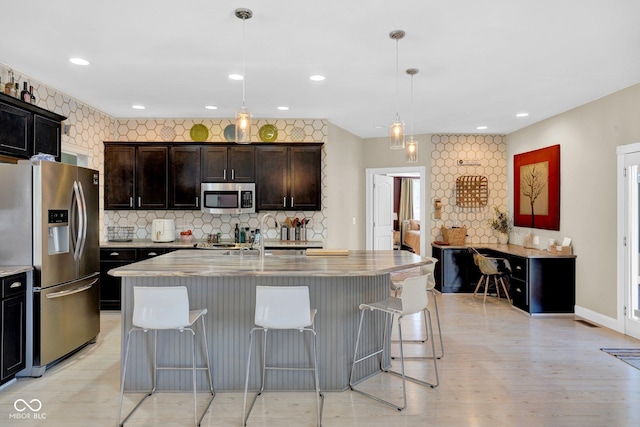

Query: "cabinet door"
<box><xmin>33</xmin><ymin>114</ymin><xmax>61</xmax><ymax>161</ymax></box>
<box><xmin>170</xmin><ymin>146</ymin><xmax>200</xmax><ymax>209</ymax></box>
<box><xmin>1</xmin><ymin>294</ymin><xmax>26</xmax><ymax>381</ymax></box>
<box><xmin>0</xmin><ymin>101</ymin><xmax>31</xmax><ymax>158</ymax></box>
<box><xmin>228</xmin><ymin>146</ymin><xmax>255</xmax><ymax>182</ymax></box>
<box><xmin>290</xmin><ymin>146</ymin><xmax>321</xmax><ymax>210</ymax></box>
<box><xmin>136</xmin><ymin>146</ymin><xmax>168</xmax><ymax>209</ymax></box>
<box><xmin>256</xmin><ymin>146</ymin><xmax>289</xmax><ymax>210</ymax></box>
<box><xmin>104</xmin><ymin>145</ymin><xmax>135</xmax><ymax>209</ymax></box>
<box><xmin>201</xmin><ymin>146</ymin><xmax>228</xmax><ymax>182</ymax></box>
<box><xmin>99</xmin><ymin>249</ymin><xmax>136</xmax><ymax>310</ymax></box>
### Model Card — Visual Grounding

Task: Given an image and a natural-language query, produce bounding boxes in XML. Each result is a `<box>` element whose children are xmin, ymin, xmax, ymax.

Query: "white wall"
<box><xmin>508</xmin><ymin>83</ymin><xmax>640</xmax><ymax>320</ymax></box>
<box><xmin>325</xmin><ymin>123</ymin><xmax>365</xmax><ymax>249</ymax></box>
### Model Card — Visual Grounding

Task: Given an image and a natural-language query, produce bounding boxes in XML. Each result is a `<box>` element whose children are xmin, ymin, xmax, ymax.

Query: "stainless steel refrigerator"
<box><xmin>0</xmin><ymin>160</ymin><xmax>100</xmax><ymax>376</ymax></box>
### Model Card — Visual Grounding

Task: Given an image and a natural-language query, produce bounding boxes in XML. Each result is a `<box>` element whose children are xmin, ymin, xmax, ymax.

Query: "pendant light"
<box><xmin>406</xmin><ymin>68</ymin><xmax>419</xmax><ymax>163</ymax></box>
<box><xmin>389</xmin><ymin>30</ymin><xmax>405</xmax><ymax>150</ymax></box>
<box><xmin>235</xmin><ymin>8</ymin><xmax>253</xmax><ymax>144</ymax></box>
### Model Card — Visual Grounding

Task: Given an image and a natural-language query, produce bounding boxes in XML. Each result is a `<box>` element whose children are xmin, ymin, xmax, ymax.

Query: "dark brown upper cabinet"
<box><xmin>201</xmin><ymin>146</ymin><xmax>255</xmax><ymax>183</ymax></box>
<box><xmin>256</xmin><ymin>144</ymin><xmax>322</xmax><ymax>211</ymax></box>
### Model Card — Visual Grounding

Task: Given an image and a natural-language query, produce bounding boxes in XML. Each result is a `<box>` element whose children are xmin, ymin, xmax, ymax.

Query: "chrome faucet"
<box><xmin>258</xmin><ymin>213</ymin><xmax>278</xmax><ymax>262</ymax></box>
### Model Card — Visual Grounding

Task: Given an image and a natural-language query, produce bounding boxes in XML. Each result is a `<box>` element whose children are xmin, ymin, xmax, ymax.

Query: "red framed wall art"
<box><xmin>514</xmin><ymin>144</ymin><xmax>560</xmax><ymax>230</ymax></box>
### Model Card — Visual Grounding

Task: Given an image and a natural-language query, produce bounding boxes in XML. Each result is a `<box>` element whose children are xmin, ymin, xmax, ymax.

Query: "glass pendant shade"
<box><xmin>390</xmin><ymin>116</ymin><xmax>405</xmax><ymax>149</ymax></box>
<box><xmin>235</xmin><ymin>106</ymin><xmax>252</xmax><ymax>144</ymax></box>
<box><xmin>406</xmin><ymin>137</ymin><xmax>418</xmax><ymax>163</ymax></box>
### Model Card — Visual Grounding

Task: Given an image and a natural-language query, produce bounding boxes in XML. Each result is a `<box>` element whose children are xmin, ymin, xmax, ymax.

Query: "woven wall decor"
<box><xmin>455</xmin><ymin>175</ymin><xmax>488</xmax><ymax>208</ymax></box>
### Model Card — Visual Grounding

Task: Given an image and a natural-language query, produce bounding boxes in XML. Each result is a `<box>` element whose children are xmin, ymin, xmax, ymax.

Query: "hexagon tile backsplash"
<box><xmin>430</xmin><ymin>134</ymin><xmax>508</xmax><ymax>244</ymax></box>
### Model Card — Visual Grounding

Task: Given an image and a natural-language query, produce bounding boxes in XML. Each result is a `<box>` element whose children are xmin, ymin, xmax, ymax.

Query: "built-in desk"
<box><xmin>431</xmin><ymin>243</ymin><xmax>576</xmax><ymax>314</ymax></box>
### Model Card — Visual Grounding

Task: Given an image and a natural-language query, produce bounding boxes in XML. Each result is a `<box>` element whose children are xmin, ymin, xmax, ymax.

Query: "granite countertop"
<box><xmin>100</xmin><ymin>239</ymin><xmax>323</xmax><ymax>249</ymax></box>
<box><xmin>0</xmin><ymin>266</ymin><xmax>33</xmax><ymax>278</ymax></box>
<box><xmin>431</xmin><ymin>242</ymin><xmax>576</xmax><ymax>258</ymax></box>
<box><xmin>109</xmin><ymin>249</ymin><xmax>428</xmax><ymax>278</ymax></box>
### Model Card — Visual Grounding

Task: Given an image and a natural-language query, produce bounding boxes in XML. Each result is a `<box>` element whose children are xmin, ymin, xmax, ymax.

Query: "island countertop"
<box><xmin>110</xmin><ymin>249</ymin><xmax>427</xmax><ymax>277</ymax></box>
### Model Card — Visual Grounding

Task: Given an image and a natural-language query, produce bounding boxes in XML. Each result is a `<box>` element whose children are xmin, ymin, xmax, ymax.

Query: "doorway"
<box><xmin>365</xmin><ymin>166</ymin><xmax>427</xmax><ymax>254</ymax></box>
<box><xmin>617</xmin><ymin>143</ymin><xmax>640</xmax><ymax>339</ymax></box>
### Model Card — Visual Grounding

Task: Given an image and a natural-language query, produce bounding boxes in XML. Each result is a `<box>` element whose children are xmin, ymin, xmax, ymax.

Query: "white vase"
<box><xmin>498</xmin><ymin>232</ymin><xmax>509</xmax><ymax>244</ymax></box>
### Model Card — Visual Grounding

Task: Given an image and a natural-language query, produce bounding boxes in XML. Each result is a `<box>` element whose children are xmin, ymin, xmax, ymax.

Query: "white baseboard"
<box><xmin>574</xmin><ymin>305</ymin><xmax>621</xmax><ymax>332</ymax></box>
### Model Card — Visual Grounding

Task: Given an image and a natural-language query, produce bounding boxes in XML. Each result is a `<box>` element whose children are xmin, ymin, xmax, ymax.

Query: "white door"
<box><xmin>373</xmin><ymin>174</ymin><xmax>394</xmax><ymax>250</ymax></box>
<box><xmin>622</xmin><ymin>152</ymin><xmax>640</xmax><ymax>339</ymax></box>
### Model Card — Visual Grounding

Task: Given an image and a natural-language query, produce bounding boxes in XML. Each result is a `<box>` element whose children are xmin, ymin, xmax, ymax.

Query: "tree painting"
<box><xmin>514</xmin><ymin>144</ymin><xmax>560</xmax><ymax>231</ymax></box>
<box><xmin>520</xmin><ymin>161</ymin><xmax>549</xmax><ymax>227</ymax></box>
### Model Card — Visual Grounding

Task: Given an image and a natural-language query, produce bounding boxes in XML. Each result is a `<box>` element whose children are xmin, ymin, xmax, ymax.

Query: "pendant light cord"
<box><xmin>242</xmin><ymin>16</ymin><xmax>247</xmax><ymax>107</ymax></box>
<box><xmin>410</xmin><ymin>73</ymin><xmax>414</xmax><ymax>137</ymax></box>
<box><xmin>395</xmin><ymin>38</ymin><xmax>400</xmax><ymax>118</ymax></box>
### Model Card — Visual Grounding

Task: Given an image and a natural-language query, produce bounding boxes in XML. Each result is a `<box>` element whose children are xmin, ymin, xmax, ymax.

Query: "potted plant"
<box><xmin>488</xmin><ymin>206</ymin><xmax>513</xmax><ymax>244</ymax></box>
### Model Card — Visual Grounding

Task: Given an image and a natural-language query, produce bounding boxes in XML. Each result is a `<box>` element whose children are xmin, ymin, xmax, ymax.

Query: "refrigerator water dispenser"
<box><xmin>48</xmin><ymin>209</ymin><xmax>69</xmax><ymax>255</ymax></box>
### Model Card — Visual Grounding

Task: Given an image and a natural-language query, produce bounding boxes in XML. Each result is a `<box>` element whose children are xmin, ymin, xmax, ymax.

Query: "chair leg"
<box><xmin>483</xmin><ymin>276</ymin><xmax>490</xmax><ymax>304</ymax></box>
<box><xmin>242</xmin><ymin>328</ymin><xmax>260</xmax><ymax>426</ymax></box>
<box><xmin>472</xmin><ymin>275</ymin><xmax>484</xmax><ymax>298</ymax></box>
<box><xmin>393</xmin><ymin>290</ymin><xmax>444</xmax><ymax>360</ymax></box>
<box><xmin>499</xmin><ymin>276</ymin><xmax>511</xmax><ymax>304</ymax></box>
<box><xmin>351</xmin><ymin>308</ymin><xmax>438</xmax><ymax>412</ymax></box>
<box><xmin>117</xmin><ymin>329</ymin><xmax>154</xmax><ymax>427</ymax></box>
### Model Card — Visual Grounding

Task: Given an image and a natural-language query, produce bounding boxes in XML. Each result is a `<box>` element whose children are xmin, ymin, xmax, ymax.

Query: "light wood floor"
<box><xmin>2</xmin><ymin>293</ymin><xmax>640</xmax><ymax>426</ymax></box>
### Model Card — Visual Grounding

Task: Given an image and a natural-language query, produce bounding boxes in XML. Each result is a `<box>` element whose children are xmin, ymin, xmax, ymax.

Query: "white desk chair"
<box><xmin>350</xmin><ymin>274</ymin><xmax>439</xmax><ymax>411</ymax></box>
<box><xmin>242</xmin><ymin>286</ymin><xmax>324</xmax><ymax>426</ymax></box>
<box><xmin>390</xmin><ymin>257</ymin><xmax>444</xmax><ymax>359</ymax></box>
<box><xmin>117</xmin><ymin>286</ymin><xmax>215</xmax><ymax>427</ymax></box>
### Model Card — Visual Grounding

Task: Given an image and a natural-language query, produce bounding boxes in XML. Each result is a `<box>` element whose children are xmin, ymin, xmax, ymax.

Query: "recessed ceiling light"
<box><xmin>229</xmin><ymin>74</ymin><xmax>244</xmax><ymax>81</ymax></box>
<box><xmin>69</xmin><ymin>57</ymin><xmax>90</xmax><ymax>66</ymax></box>
<box><xmin>132</xmin><ymin>105</ymin><xmax>145</xmax><ymax>110</ymax></box>
<box><xmin>277</xmin><ymin>106</ymin><xmax>289</xmax><ymax>111</ymax></box>
<box><xmin>476</xmin><ymin>126</ymin><xmax>488</xmax><ymax>130</ymax></box>
<box><xmin>205</xmin><ymin>105</ymin><xmax>218</xmax><ymax>110</ymax></box>
<box><xmin>516</xmin><ymin>112</ymin><xmax>529</xmax><ymax>117</ymax></box>
<box><xmin>309</xmin><ymin>75</ymin><xmax>325</xmax><ymax>81</ymax></box>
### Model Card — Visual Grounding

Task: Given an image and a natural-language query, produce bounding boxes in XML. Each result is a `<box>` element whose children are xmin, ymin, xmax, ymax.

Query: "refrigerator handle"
<box><xmin>71</xmin><ymin>181</ymin><xmax>84</xmax><ymax>261</ymax></box>
<box><xmin>70</xmin><ymin>181</ymin><xmax>80</xmax><ymax>258</ymax></box>
<box><xmin>77</xmin><ymin>181</ymin><xmax>88</xmax><ymax>259</ymax></box>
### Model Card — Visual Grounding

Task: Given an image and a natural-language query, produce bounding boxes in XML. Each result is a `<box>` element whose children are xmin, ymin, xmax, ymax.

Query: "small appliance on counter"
<box><xmin>151</xmin><ymin>219</ymin><xmax>176</xmax><ymax>242</ymax></box>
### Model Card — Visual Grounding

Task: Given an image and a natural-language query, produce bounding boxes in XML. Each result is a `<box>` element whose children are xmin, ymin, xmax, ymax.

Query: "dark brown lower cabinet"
<box><xmin>1</xmin><ymin>272</ymin><xmax>27</xmax><ymax>385</ymax></box>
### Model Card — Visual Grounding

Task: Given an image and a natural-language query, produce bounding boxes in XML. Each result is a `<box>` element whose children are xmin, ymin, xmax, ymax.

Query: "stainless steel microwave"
<box><xmin>201</xmin><ymin>182</ymin><xmax>256</xmax><ymax>214</ymax></box>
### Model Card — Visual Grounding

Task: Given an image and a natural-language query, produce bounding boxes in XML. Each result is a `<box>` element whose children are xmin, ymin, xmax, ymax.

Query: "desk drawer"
<box><xmin>510</xmin><ymin>256</ymin><xmax>527</xmax><ymax>281</ymax></box>
<box><xmin>510</xmin><ymin>277</ymin><xmax>528</xmax><ymax>311</ymax></box>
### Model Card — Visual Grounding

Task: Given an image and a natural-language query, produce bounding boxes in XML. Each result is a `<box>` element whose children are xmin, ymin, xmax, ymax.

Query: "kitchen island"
<box><xmin>110</xmin><ymin>249</ymin><xmax>429</xmax><ymax>392</ymax></box>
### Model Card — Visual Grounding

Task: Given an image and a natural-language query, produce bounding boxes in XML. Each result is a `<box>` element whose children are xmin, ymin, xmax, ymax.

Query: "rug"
<box><xmin>601</xmin><ymin>348</ymin><xmax>640</xmax><ymax>370</ymax></box>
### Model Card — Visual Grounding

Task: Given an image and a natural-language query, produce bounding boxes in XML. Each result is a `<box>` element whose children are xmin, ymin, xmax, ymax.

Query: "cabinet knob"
<box><xmin>232</xmin><ymin>169</ymin><xmax>235</xmax><ymax>180</ymax></box>
<box><xmin>10</xmin><ymin>281</ymin><xmax>22</xmax><ymax>289</ymax></box>
<box><xmin>223</xmin><ymin>169</ymin><xmax>227</xmax><ymax>180</ymax></box>
<box><xmin>148</xmin><ymin>252</ymin><xmax>158</xmax><ymax>256</ymax></box>
<box><xmin>110</xmin><ymin>252</ymin><xmax>120</xmax><ymax>256</ymax></box>
<box><xmin>283</xmin><ymin>196</ymin><xmax>286</xmax><ymax>208</ymax></box>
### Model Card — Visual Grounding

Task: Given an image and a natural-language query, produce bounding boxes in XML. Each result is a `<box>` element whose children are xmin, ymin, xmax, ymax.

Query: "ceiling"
<box><xmin>2</xmin><ymin>0</ymin><xmax>640</xmax><ymax>139</ymax></box>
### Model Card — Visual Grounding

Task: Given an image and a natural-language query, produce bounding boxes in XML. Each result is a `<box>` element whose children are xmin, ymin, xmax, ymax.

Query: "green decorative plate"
<box><xmin>259</xmin><ymin>124</ymin><xmax>278</xmax><ymax>142</ymax></box>
<box><xmin>190</xmin><ymin>124</ymin><xmax>209</xmax><ymax>142</ymax></box>
<box><xmin>224</xmin><ymin>124</ymin><xmax>236</xmax><ymax>142</ymax></box>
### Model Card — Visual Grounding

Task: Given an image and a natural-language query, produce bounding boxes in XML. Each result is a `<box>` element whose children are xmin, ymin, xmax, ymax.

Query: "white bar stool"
<box><xmin>350</xmin><ymin>274</ymin><xmax>439</xmax><ymax>411</ymax></box>
<box><xmin>390</xmin><ymin>257</ymin><xmax>444</xmax><ymax>359</ymax></box>
<box><xmin>242</xmin><ymin>285</ymin><xmax>324</xmax><ymax>426</ymax></box>
<box><xmin>117</xmin><ymin>286</ymin><xmax>215</xmax><ymax>427</ymax></box>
